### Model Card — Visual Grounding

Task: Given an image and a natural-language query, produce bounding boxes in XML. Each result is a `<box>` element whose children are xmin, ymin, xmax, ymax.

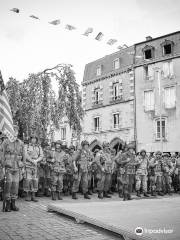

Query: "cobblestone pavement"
<box><xmin>0</xmin><ymin>197</ymin><xmax>122</xmax><ymax>240</ymax></box>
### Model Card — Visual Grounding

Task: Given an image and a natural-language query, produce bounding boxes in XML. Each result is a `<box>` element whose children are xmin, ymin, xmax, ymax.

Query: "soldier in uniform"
<box><xmin>115</xmin><ymin>144</ymin><xmax>137</xmax><ymax>201</ymax></box>
<box><xmin>2</xmin><ymin>125</ymin><xmax>25</xmax><ymax>211</ymax></box>
<box><xmin>174</xmin><ymin>152</ymin><xmax>180</xmax><ymax>193</ymax></box>
<box><xmin>149</xmin><ymin>151</ymin><xmax>164</xmax><ymax>196</ymax></box>
<box><xmin>50</xmin><ymin>140</ymin><xmax>66</xmax><ymax>200</ymax></box>
<box><xmin>23</xmin><ymin>134</ymin><xmax>43</xmax><ymax>202</ymax></box>
<box><xmin>135</xmin><ymin>149</ymin><xmax>149</xmax><ymax>197</ymax></box>
<box><xmin>71</xmin><ymin>140</ymin><xmax>92</xmax><ymax>200</ymax></box>
<box><xmin>44</xmin><ymin>142</ymin><xmax>53</xmax><ymax>197</ymax></box>
<box><xmin>63</xmin><ymin>145</ymin><xmax>75</xmax><ymax>196</ymax></box>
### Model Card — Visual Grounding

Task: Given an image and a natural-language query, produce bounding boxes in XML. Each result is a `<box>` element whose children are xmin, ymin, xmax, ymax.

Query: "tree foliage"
<box><xmin>6</xmin><ymin>64</ymin><xmax>84</xmax><ymax>143</ymax></box>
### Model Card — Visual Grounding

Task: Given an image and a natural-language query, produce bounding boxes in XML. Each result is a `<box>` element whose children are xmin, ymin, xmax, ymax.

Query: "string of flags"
<box><xmin>10</xmin><ymin>7</ymin><xmax>129</xmax><ymax>50</ymax></box>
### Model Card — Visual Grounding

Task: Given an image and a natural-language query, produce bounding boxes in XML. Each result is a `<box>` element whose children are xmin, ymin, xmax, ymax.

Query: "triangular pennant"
<box><xmin>95</xmin><ymin>32</ymin><xmax>104</xmax><ymax>41</ymax></box>
<box><xmin>65</xmin><ymin>24</ymin><xmax>76</xmax><ymax>30</ymax></box>
<box><xmin>107</xmin><ymin>39</ymin><xmax>117</xmax><ymax>45</ymax></box>
<box><xmin>49</xmin><ymin>19</ymin><xmax>60</xmax><ymax>25</ymax></box>
<box><xmin>10</xmin><ymin>8</ymin><xmax>20</xmax><ymax>13</ymax></box>
<box><xmin>83</xmin><ymin>28</ymin><xmax>93</xmax><ymax>36</ymax></box>
<box><xmin>30</xmin><ymin>15</ymin><xmax>40</xmax><ymax>20</ymax></box>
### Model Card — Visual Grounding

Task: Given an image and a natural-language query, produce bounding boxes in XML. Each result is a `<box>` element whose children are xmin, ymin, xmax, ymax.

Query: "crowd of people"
<box><xmin>0</xmin><ymin>124</ymin><xmax>180</xmax><ymax>212</ymax></box>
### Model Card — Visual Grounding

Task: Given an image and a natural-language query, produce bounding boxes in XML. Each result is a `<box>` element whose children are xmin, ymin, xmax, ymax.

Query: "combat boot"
<box><xmin>107</xmin><ymin>190</ymin><xmax>114</xmax><ymax>195</ymax></box>
<box><xmin>5</xmin><ymin>199</ymin><xmax>11</xmax><ymax>212</ymax></box>
<box><xmin>31</xmin><ymin>192</ymin><xmax>38</xmax><ymax>202</ymax></box>
<box><xmin>98</xmin><ymin>191</ymin><xmax>103</xmax><ymax>199</ymax></box>
<box><xmin>118</xmin><ymin>190</ymin><xmax>123</xmax><ymax>198</ymax></box>
<box><xmin>144</xmin><ymin>192</ymin><xmax>150</xmax><ymax>197</ymax></box>
<box><xmin>151</xmin><ymin>190</ymin><xmax>157</xmax><ymax>197</ymax></box>
<box><xmin>25</xmin><ymin>192</ymin><xmax>31</xmax><ymax>201</ymax></box>
<box><xmin>103</xmin><ymin>192</ymin><xmax>111</xmax><ymax>198</ymax></box>
<box><xmin>51</xmin><ymin>191</ymin><xmax>56</xmax><ymax>200</ymax></box>
<box><xmin>127</xmin><ymin>194</ymin><xmax>133</xmax><ymax>200</ymax></box>
<box><xmin>87</xmin><ymin>190</ymin><xmax>93</xmax><ymax>195</ymax></box>
<box><xmin>84</xmin><ymin>192</ymin><xmax>91</xmax><ymax>199</ymax></box>
<box><xmin>157</xmin><ymin>191</ymin><xmax>164</xmax><ymax>196</ymax></box>
<box><xmin>72</xmin><ymin>192</ymin><xmax>78</xmax><ymax>200</ymax></box>
<box><xmin>11</xmin><ymin>199</ymin><xmax>19</xmax><ymax>211</ymax></box>
<box><xmin>123</xmin><ymin>193</ymin><xmax>128</xmax><ymax>201</ymax></box>
<box><xmin>57</xmin><ymin>192</ymin><xmax>63</xmax><ymax>200</ymax></box>
<box><xmin>136</xmin><ymin>190</ymin><xmax>141</xmax><ymax>197</ymax></box>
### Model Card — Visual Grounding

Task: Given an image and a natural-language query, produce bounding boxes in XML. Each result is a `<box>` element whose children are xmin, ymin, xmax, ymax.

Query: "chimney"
<box><xmin>146</xmin><ymin>36</ymin><xmax>152</xmax><ymax>41</ymax></box>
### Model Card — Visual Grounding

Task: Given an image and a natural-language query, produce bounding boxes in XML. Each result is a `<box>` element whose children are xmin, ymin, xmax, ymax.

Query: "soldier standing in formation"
<box><xmin>0</xmin><ymin>135</ymin><xmax>4</xmax><ymax>201</ymax></box>
<box><xmin>24</xmin><ymin>134</ymin><xmax>43</xmax><ymax>202</ymax></box>
<box><xmin>71</xmin><ymin>140</ymin><xmax>91</xmax><ymax>200</ymax></box>
<box><xmin>2</xmin><ymin>125</ymin><xmax>25</xmax><ymax>211</ymax></box>
<box><xmin>50</xmin><ymin>141</ymin><xmax>66</xmax><ymax>200</ymax></box>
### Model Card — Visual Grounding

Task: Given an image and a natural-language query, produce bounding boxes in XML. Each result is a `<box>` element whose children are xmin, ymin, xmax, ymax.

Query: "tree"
<box><xmin>6</xmin><ymin>64</ymin><xmax>84</xmax><ymax>143</ymax></box>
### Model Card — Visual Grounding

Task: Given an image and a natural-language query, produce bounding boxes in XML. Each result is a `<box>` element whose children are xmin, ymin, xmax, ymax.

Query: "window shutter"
<box><xmin>169</xmin><ymin>61</ymin><xmax>174</xmax><ymax>76</ymax></box>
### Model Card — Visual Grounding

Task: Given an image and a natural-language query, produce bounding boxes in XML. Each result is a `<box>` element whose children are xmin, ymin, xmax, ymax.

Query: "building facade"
<box><xmin>134</xmin><ymin>31</ymin><xmax>180</xmax><ymax>152</ymax></box>
<box><xmin>81</xmin><ymin>47</ymin><xmax>135</xmax><ymax>152</ymax></box>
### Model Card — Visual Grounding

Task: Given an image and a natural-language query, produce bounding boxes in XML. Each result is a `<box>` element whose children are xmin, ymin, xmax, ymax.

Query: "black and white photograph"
<box><xmin>0</xmin><ymin>0</ymin><xmax>180</xmax><ymax>239</ymax></box>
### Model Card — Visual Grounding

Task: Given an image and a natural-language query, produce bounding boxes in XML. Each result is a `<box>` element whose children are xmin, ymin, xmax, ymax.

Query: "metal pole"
<box><xmin>157</xmin><ymin>70</ymin><xmax>163</xmax><ymax>152</ymax></box>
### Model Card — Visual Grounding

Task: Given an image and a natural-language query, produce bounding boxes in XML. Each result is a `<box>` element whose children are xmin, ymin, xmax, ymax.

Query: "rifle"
<box><xmin>2</xmin><ymin>168</ymin><xmax>6</xmax><ymax>212</ymax></box>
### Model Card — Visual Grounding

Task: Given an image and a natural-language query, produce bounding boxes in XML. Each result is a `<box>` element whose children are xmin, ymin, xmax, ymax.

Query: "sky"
<box><xmin>0</xmin><ymin>0</ymin><xmax>180</xmax><ymax>86</ymax></box>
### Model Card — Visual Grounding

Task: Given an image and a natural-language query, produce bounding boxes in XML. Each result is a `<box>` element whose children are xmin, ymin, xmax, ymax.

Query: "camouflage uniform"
<box><xmin>162</xmin><ymin>153</ymin><xmax>173</xmax><ymax>195</ymax></box>
<box><xmin>24</xmin><ymin>138</ymin><xmax>43</xmax><ymax>201</ymax></box>
<box><xmin>44</xmin><ymin>145</ymin><xmax>53</xmax><ymax>197</ymax></box>
<box><xmin>149</xmin><ymin>151</ymin><xmax>164</xmax><ymax>196</ymax></box>
<box><xmin>72</xmin><ymin>140</ymin><xmax>91</xmax><ymax>199</ymax></box>
<box><xmin>135</xmin><ymin>150</ymin><xmax>149</xmax><ymax>197</ymax></box>
<box><xmin>50</xmin><ymin>141</ymin><xmax>66</xmax><ymax>200</ymax></box>
<box><xmin>2</xmin><ymin>133</ymin><xmax>25</xmax><ymax>211</ymax></box>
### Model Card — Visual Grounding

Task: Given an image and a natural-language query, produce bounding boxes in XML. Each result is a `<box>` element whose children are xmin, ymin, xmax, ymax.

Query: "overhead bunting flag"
<box><xmin>10</xmin><ymin>8</ymin><xmax>20</xmax><ymax>13</ymax></box>
<box><xmin>83</xmin><ymin>28</ymin><xmax>93</xmax><ymax>36</ymax></box>
<box><xmin>0</xmin><ymin>71</ymin><xmax>15</xmax><ymax>142</ymax></box>
<box><xmin>30</xmin><ymin>15</ymin><xmax>40</xmax><ymax>20</ymax></box>
<box><xmin>107</xmin><ymin>39</ymin><xmax>117</xmax><ymax>45</ymax></box>
<box><xmin>49</xmin><ymin>19</ymin><xmax>60</xmax><ymax>25</ymax></box>
<box><xmin>65</xmin><ymin>24</ymin><xmax>76</xmax><ymax>30</ymax></box>
<box><xmin>95</xmin><ymin>32</ymin><xmax>104</xmax><ymax>41</ymax></box>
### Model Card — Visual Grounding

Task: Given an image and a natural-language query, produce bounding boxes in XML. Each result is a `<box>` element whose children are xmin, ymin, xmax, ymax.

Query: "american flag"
<box><xmin>0</xmin><ymin>71</ymin><xmax>15</xmax><ymax>142</ymax></box>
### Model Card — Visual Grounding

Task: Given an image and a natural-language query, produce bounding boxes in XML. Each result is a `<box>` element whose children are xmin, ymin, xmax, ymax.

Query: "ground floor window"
<box><xmin>155</xmin><ymin>118</ymin><xmax>166</xmax><ymax>140</ymax></box>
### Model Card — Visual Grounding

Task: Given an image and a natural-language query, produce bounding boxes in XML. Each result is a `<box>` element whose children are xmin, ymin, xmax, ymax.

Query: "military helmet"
<box><xmin>155</xmin><ymin>151</ymin><xmax>162</xmax><ymax>156</ymax></box>
<box><xmin>163</xmin><ymin>152</ymin><xmax>170</xmax><ymax>157</ymax></box>
<box><xmin>127</xmin><ymin>143</ymin><xmax>135</xmax><ymax>150</ymax></box>
<box><xmin>30</xmin><ymin>133</ymin><xmax>38</xmax><ymax>142</ymax></box>
<box><xmin>69</xmin><ymin>145</ymin><xmax>75</xmax><ymax>151</ymax></box>
<box><xmin>55</xmin><ymin>140</ymin><xmax>63</xmax><ymax>147</ymax></box>
<box><xmin>102</xmin><ymin>141</ymin><xmax>110</xmax><ymax>148</ymax></box>
<box><xmin>81</xmin><ymin>140</ymin><xmax>89</xmax><ymax>147</ymax></box>
<box><xmin>140</xmin><ymin>149</ymin><xmax>146</xmax><ymax>155</ymax></box>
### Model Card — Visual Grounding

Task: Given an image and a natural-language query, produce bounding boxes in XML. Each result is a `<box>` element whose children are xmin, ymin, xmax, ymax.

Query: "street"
<box><xmin>0</xmin><ymin>197</ymin><xmax>121</xmax><ymax>240</ymax></box>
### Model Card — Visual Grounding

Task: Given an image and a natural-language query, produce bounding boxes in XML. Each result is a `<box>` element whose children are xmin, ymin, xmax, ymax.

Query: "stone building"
<box><xmin>134</xmin><ymin>31</ymin><xmax>180</xmax><ymax>152</ymax></box>
<box><xmin>81</xmin><ymin>47</ymin><xmax>135</xmax><ymax>152</ymax></box>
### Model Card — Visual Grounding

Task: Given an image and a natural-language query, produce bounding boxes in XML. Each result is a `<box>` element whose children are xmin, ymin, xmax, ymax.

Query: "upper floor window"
<box><xmin>155</xmin><ymin>118</ymin><xmax>166</xmax><ymax>140</ymax></box>
<box><xmin>164</xmin><ymin>87</ymin><xmax>176</xmax><ymax>109</ymax></box>
<box><xmin>161</xmin><ymin>40</ymin><xmax>174</xmax><ymax>56</ymax></box>
<box><xmin>162</xmin><ymin>61</ymin><xmax>174</xmax><ymax>78</ymax></box>
<box><xmin>144</xmin><ymin>90</ymin><xmax>154</xmax><ymax>111</ymax></box>
<box><xmin>61</xmin><ymin>127</ymin><xmax>66</xmax><ymax>140</ymax></box>
<box><xmin>113</xmin><ymin>58</ymin><xmax>120</xmax><ymax>70</ymax></box>
<box><xmin>96</xmin><ymin>65</ymin><xmax>102</xmax><ymax>76</ymax></box>
<box><xmin>94</xmin><ymin>88</ymin><xmax>100</xmax><ymax>104</ymax></box>
<box><xmin>143</xmin><ymin>45</ymin><xmax>155</xmax><ymax>60</ymax></box>
<box><xmin>94</xmin><ymin>117</ymin><xmax>100</xmax><ymax>132</ymax></box>
<box><xmin>113</xmin><ymin>113</ymin><xmax>119</xmax><ymax>129</ymax></box>
<box><xmin>113</xmin><ymin>83</ymin><xmax>119</xmax><ymax>100</ymax></box>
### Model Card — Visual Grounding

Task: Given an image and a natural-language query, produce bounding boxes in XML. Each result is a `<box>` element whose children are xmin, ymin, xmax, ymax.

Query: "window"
<box><xmin>96</xmin><ymin>65</ymin><xmax>102</xmax><ymax>76</ymax></box>
<box><xmin>113</xmin><ymin>58</ymin><xmax>120</xmax><ymax>70</ymax></box>
<box><xmin>161</xmin><ymin>40</ymin><xmax>174</xmax><ymax>56</ymax></box>
<box><xmin>94</xmin><ymin>88</ymin><xmax>100</xmax><ymax>104</ymax></box>
<box><xmin>144</xmin><ymin>65</ymin><xmax>154</xmax><ymax>80</ymax></box>
<box><xmin>156</xmin><ymin>118</ymin><xmax>166</xmax><ymax>140</ymax></box>
<box><xmin>143</xmin><ymin>46</ymin><xmax>154</xmax><ymax>60</ymax></box>
<box><xmin>163</xmin><ymin>44</ymin><xmax>172</xmax><ymax>55</ymax></box>
<box><xmin>94</xmin><ymin>117</ymin><xmax>100</xmax><ymax>131</ymax></box>
<box><xmin>163</xmin><ymin>61</ymin><xmax>174</xmax><ymax>78</ymax></box>
<box><xmin>164</xmin><ymin>87</ymin><xmax>176</xmax><ymax>109</ymax></box>
<box><xmin>144</xmin><ymin>90</ymin><xmax>154</xmax><ymax>111</ymax></box>
<box><xmin>113</xmin><ymin>83</ymin><xmax>119</xmax><ymax>100</ymax></box>
<box><xmin>113</xmin><ymin>113</ymin><xmax>119</xmax><ymax>129</ymax></box>
<box><xmin>61</xmin><ymin>127</ymin><xmax>66</xmax><ymax>140</ymax></box>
